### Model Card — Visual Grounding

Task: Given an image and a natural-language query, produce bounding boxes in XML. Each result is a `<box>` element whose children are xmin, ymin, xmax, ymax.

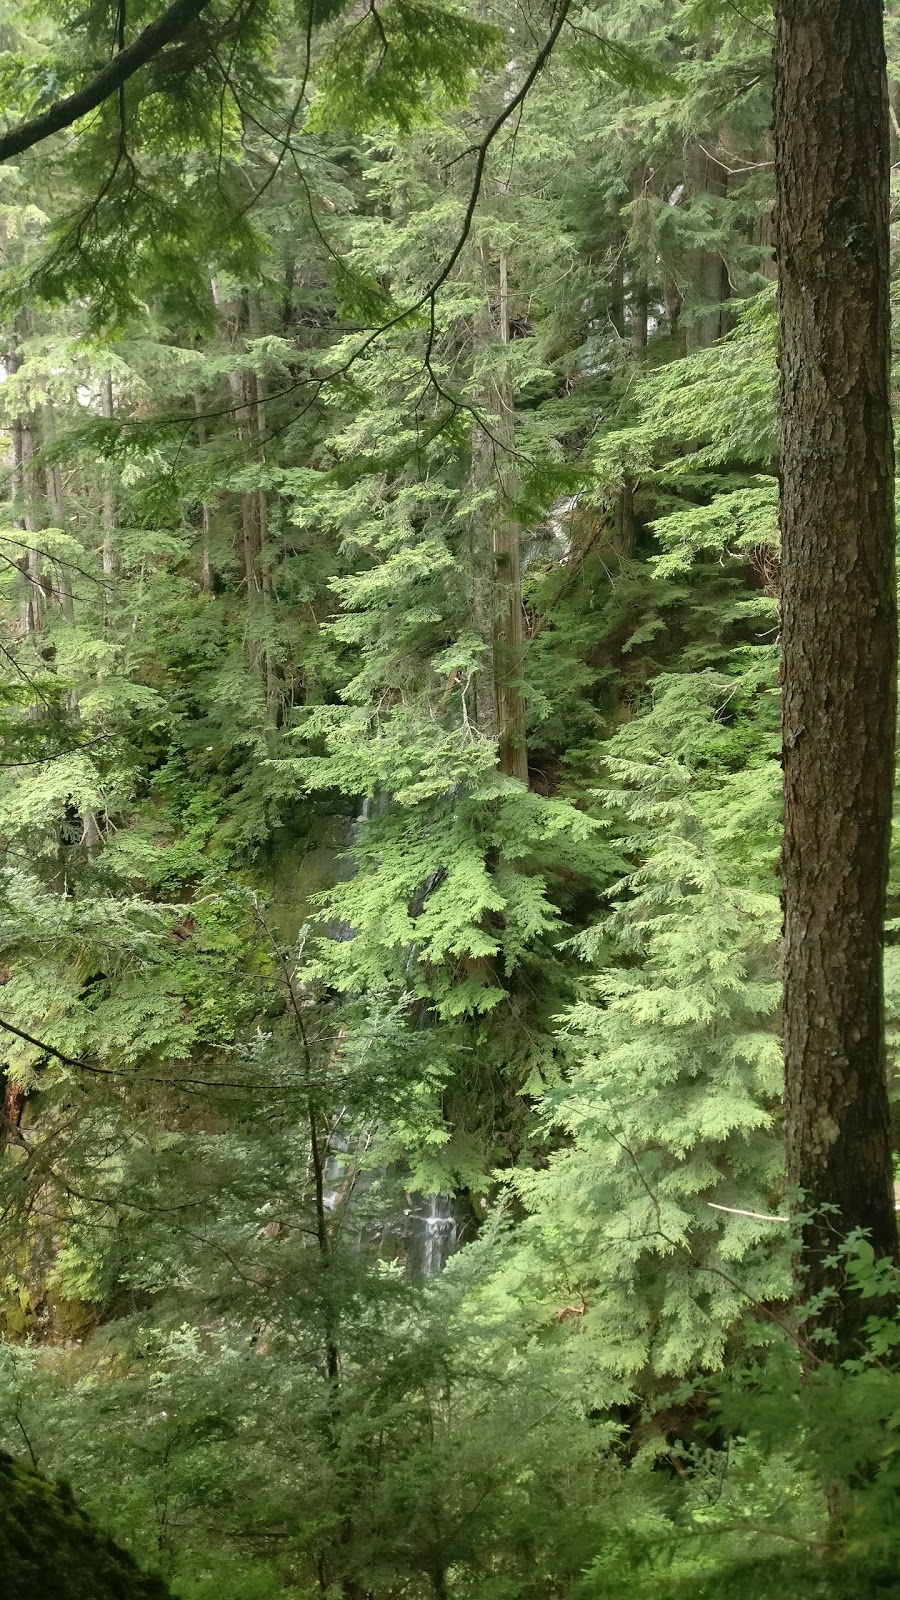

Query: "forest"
<box><xmin>0</xmin><ymin>0</ymin><xmax>899</xmax><ymax>1594</ymax></box>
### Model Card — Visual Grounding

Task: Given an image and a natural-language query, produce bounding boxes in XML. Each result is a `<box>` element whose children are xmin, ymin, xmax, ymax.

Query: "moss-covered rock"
<box><xmin>0</xmin><ymin>1450</ymin><xmax>172</xmax><ymax>1599</ymax></box>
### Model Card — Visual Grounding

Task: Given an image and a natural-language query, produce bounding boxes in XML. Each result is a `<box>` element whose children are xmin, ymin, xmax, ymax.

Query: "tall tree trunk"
<box><xmin>609</xmin><ymin>225</ymin><xmax>626</xmax><ymax>339</ymax></box>
<box><xmin>41</xmin><ymin>403</ymin><xmax>75</xmax><ymax>623</ymax></box>
<box><xmin>43</xmin><ymin>408</ymin><xmax>65</xmax><ymax>531</ymax></box>
<box><xmin>249</xmin><ymin>291</ymin><xmax>279</xmax><ymax>720</ymax></box>
<box><xmin>776</xmin><ymin>0</ymin><xmax>899</xmax><ymax>1347</ymax></box>
<box><xmin>613</xmin><ymin>477</ymin><xmax>637</xmax><ymax>559</ymax></box>
<box><xmin>8</xmin><ymin>333</ymin><xmax>47</xmax><ymax>638</ymax></box>
<box><xmin>889</xmin><ymin>75</ymin><xmax>900</xmax><ymax>165</ymax></box>
<box><xmin>684</xmin><ymin>143</ymin><xmax>729</xmax><ymax>351</ymax></box>
<box><xmin>470</xmin><ymin>420</ymin><xmax>500</xmax><ymax>748</ymax></box>
<box><xmin>19</xmin><ymin>419</ymin><xmax>47</xmax><ymax>636</ymax></box>
<box><xmin>193</xmin><ymin>392</ymin><xmax>215</xmax><ymax>594</ymax></box>
<box><xmin>211</xmin><ymin>278</ymin><xmax>261</xmax><ymax>595</ymax></box>
<box><xmin>629</xmin><ymin>165</ymin><xmax>649</xmax><ymax>351</ymax></box>
<box><xmin>471</xmin><ymin>246</ymin><xmax>528</xmax><ymax>783</ymax></box>
<box><xmin>99</xmin><ymin>375</ymin><xmax>120</xmax><ymax>578</ymax></box>
<box><xmin>492</xmin><ymin>251</ymin><xmax>528</xmax><ymax>783</ymax></box>
<box><xmin>7</xmin><ymin>345</ymin><xmax>27</xmax><ymax>624</ymax></box>
<box><xmin>1</xmin><ymin>1074</ymin><xmax>25</xmax><ymax>1152</ymax></box>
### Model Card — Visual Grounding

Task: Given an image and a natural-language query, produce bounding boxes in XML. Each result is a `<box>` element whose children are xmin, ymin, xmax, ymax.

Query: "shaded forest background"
<box><xmin>1</xmin><ymin>0</ymin><xmax>900</xmax><ymax>1594</ymax></box>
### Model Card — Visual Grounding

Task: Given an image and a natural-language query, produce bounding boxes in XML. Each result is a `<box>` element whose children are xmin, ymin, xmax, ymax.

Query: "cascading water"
<box><xmin>322</xmin><ymin>1131</ymin><xmax>351</xmax><ymax>1213</ymax></box>
<box><xmin>315</xmin><ymin>794</ymin><xmax>465</xmax><ymax>1277</ymax></box>
<box><xmin>318</xmin><ymin>1137</ymin><xmax>462</xmax><ymax>1276</ymax></box>
<box><xmin>320</xmin><ymin>794</ymin><xmax>385</xmax><ymax>943</ymax></box>
<box><xmin>408</xmin><ymin>1192</ymin><xmax>458</xmax><ymax>1278</ymax></box>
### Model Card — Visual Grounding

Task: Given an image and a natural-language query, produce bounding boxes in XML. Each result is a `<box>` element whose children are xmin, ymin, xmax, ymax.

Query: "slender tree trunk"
<box><xmin>249</xmin><ymin>291</ymin><xmax>279</xmax><ymax>719</ymax></box>
<box><xmin>429</xmin><ymin>1558</ymin><xmax>449</xmax><ymax>1600</ymax></box>
<box><xmin>470</xmin><ymin>418</ymin><xmax>500</xmax><ymax>746</ymax></box>
<box><xmin>7</xmin><ymin>320</ymin><xmax>53</xmax><ymax>635</ymax></box>
<box><xmin>307</xmin><ymin>1097</ymin><xmax>341</xmax><ymax>1383</ymax></box>
<box><xmin>211</xmin><ymin>278</ymin><xmax>261</xmax><ymax>595</ymax></box>
<box><xmin>279</xmin><ymin>964</ymin><xmax>365</xmax><ymax>1600</ymax></box>
<box><xmin>8</xmin><ymin>347</ymin><xmax>24</xmax><ymax>517</ymax></box>
<box><xmin>0</xmin><ymin>1075</ymin><xmax>24</xmax><ymax>1152</ymax></box>
<box><xmin>471</xmin><ymin>246</ymin><xmax>528</xmax><ymax>782</ymax></box>
<box><xmin>16</xmin><ymin>405</ymin><xmax>46</xmax><ymax>636</ymax></box>
<box><xmin>193</xmin><ymin>392</ymin><xmax>214</xmax><ymax>594</ymax></box>
<box><xmin>776</xmin><ymin>0</ymin><xmax>899</xmax><ymax>1346</ymax></box>
<box><xmin>630</xmin><ymin>288</ymin><xmax>648</xmax><ymax>353</ymax></box>
<box><xmin>44</xmin><ymin>420</ymin><xmax>65</xmax><ymax>531</ymax></box>
<box><xmin>41</xmin><ymin>403</ymin><xmax>75</xmax><ymax>623</ymax></box>
<box><xmin>629</xmin><ymin>165</ymin><xmax>649</xmax><ymax>351</ymax></box>
<box><xmin>99</xmin><ymin>375</ymin><xmax>120</xmax><ymax>579</ymax></box>
<box><xmin>609</xmin><ymin>229</ymin><xmax>625</xmax><ymax>339</ymax></box>
<box><xmin>492</xmin><ymin>251</ymin><xmax>528</xmax><ymax>783</ymax></box>
<box><xmin>7</xmin><ymin>346</ymin><xmax>28</xmax><ymax>628</ymax></box>
<box><xmin>889</xmin><ymin>76</ymin><xmax>900</xmax><ymax>165</ymax></box>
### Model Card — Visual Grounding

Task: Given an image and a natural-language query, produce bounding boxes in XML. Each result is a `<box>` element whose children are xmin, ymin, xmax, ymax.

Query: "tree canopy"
<box><xmin>0</xmin><ymin>1</ymin><xmax>898</xmax><ymax>1596</ymax></box>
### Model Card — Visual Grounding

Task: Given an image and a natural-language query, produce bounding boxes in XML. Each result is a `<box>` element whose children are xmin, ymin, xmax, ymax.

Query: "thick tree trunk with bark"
<box><xmin>776</xmin><ymin>0</ymin><xmax>899</xmax><ymax>1342</ymax></box>
<box><xmin>684</xmin><ymin>143</ymin><xmax>729</xmax><ymax>352</ymax></box>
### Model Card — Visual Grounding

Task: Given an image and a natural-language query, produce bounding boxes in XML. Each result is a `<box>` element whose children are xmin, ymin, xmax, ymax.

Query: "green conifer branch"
<box><xmin>0</xmin><ymin>0</ymin><xmax>212</xmax><ymax>164</ymax></box>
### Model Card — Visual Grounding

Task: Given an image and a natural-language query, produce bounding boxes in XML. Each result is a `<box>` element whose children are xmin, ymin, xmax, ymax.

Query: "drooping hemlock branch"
<box><xmin>0</xmin><ymin>0</ymin><xmax>212</xmax><ymax>164</ymax></box>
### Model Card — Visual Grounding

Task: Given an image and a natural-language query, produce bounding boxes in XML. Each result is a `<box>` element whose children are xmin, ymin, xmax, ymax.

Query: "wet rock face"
<box><xmin>0</xmin><ymin>1451</ymin><xmax>172</xmax><ymax>1599</ymax></box>
<box><xmin>372</xmin><ymin>1190</ymin><xmax>466</xmax><ymax>1277</ymax></box>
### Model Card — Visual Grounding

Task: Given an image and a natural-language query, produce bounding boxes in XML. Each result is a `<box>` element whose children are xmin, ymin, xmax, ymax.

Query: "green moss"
<box><xmin>0</xmin><ymin>1451</ymin><xmax>172</xmax><ymax>1599</ymax></box>
<box><xmin>0</xmin><ymin>1293</ymin><xmax>30</xmax><ymax>1343</ymax></box>
<box><xmin>0</xmin><ymin>1290</ymin><xmax>100</xmax><ymax>1345</ymax></box>
<box><xmin>43</xmin><ymin>1291</ymin><xmax>102</xmax><ymax>1344</ymax></box>
<box><xmin>262</xmin><ymin>822</ymin><xmax>347</xmax><ymax>941</ymax></box>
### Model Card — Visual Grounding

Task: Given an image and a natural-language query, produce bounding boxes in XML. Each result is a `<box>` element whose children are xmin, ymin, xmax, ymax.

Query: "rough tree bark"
<box><xmin>775</xmin><ymin>0</ymin><xmax>899</xmax><ymax>1344</ymax></box>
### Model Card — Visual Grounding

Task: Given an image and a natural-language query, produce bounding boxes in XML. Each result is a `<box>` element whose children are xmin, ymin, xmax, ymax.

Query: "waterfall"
<box><xmin>322</xmin><ymin>1131</ymin><xmax>351</xmax><ymax>1212</ymax></box>
<box><xmin>315</xmin><ymin>800</ymin><xmax>462</xmax><ymax>1277</ymax></box>
<box><xmin>409</xmin><ymin>1193</ymin><xmax>458</xmax><ymax>1278</ymax></box>
<box><xmin>322</xmin><ymin>1154</ymin><xmax>461</xmax><ymax>1278</ymax></box>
